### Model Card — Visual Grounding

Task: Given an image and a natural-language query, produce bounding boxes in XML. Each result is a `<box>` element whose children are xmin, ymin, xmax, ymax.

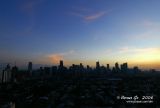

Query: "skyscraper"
<box><xmin>28</xmin><ymin>62</ymin><xmax>32</xmax><ymax>76</ymax></box>
<box><xmin>96</xmin><ymin>61</ymin><xmax>100</xmax><ymax>69</ymax></box>
<box><xmin>60</xmin><ymin>60</ymin><xmax>63</xmax><ymax>68</ymax></box>
<box><xmin>107</xmin><ymin>64</ymin><xmax>110</xmax><ymax>70</ymax></box>
<box><xmin>121</xmin><ymin>63</ymin><xmax>128</xmax><ymax>73</ymax></box>
<box><xmin>115</xmin><ymin>62</ymin><xmax>120</xmax><ymax>73</ymax></box>
<box><xmin>2</xmin><ymin>64</ymin><xmax>11</xmax><ymax>83</ymax></box>
<box><xmin>115</xmin><ymin>62</ymin><xmax>119</xmax><ymax>70</ymax></box>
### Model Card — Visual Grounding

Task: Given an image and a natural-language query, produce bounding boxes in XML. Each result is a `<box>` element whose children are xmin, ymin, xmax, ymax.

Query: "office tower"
<box><xmin>121</xmin><ymin>62</ymin><xmax>128</xmax><ymax>72</ymax></box>
<box><xmin>115</xmin><ymin>62</ymin><xmax>120</xmax><ymax>73</ymax></box>
<box><xmin>60</xmin><ymin>60</ymin><xmax>63</xmax><ymax>68</ymax></box>
<box><xmin>107</xmin><ymin>64</ymin><xmax>110</xmax><ymax>70</ymax></box>
<box><xmin>44</xmin><ymin>67</ymin><xmax>50</xmax><ymax>75</ymax></box>
<box><xmin>96</xmin><ymin>61</ymin><xmax>100</xmax><ymax>69</ymax></box>
<box><xmin>133</xmin><ymin>66</ymin><xmax>140</xmax><ymax>73</ymax></box>
<box><xmin>80</xmin><ymin>63</ymin><xmax>83</xmax><ymax>68</ymax></box>
<box><xmin>87</xmin><ymin>65</ymin><xmax>90</xmax><ymax>71</ymax></box>
<box><xmin>28</xmin><ymin>62</ymin><xmax>32</xmax><ymax>76</ymax></box>
<box><xmin>52</xmin><ymin>66</ymin><xmax>57</xmax><ymax>75</ymax></box>
<box><xmin>2</xmin><ymin>64</ymin><xmax>11</xmax><ymax>83</ymax></box>
<box><xmin>123</xmin><ymin>63</ymin><xmax>128</xmax><ymax>69</ymax></box>
<box><xmin>115</xmin><ymin>62</ymin><xmax>119</xmax><ymax>70</ymax></box>
<box><xmin>11</xmin><ymin>66</ymin><xmax>18</xmax><ymax>82</ymax></box>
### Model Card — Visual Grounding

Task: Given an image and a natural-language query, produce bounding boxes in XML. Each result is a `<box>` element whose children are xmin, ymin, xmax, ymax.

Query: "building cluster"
<box><xmin>0</xmin><ymin>64</ymin><xmax>18</xmax><ymax>83</ymax></box>
<box><xmin>0</xmin><ymin>61</ymin><xmax>159</xmax><ymax>108</ymax></box>
<box><xmin>0</xmin><ymin>60</ymin><xmax>142</xmax><ymax>83</ymax></box>
<box><xmin>33</xmin><ymin>61</ymin><xmax>141</xmax><ymax>78</ymax></box>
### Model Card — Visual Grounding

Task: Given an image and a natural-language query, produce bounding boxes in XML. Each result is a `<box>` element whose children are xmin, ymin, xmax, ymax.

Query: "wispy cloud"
<box><xmin>118</xmin><ymin>47</ymin><xmax>160</xmax><ymax>63</ymax></box>
<box><xmin>139</xmin><ymin>20</ymin><xmax>160</xmax><ymax>31</ymax></box>
<box><xmin>130</xmin><ymin>31</ymin><xmax>160</xmax><ymax>40</ymax></box>
<box><xmin>70</xmin><ymin>7</ymin><xmax>110</xmax><ymax>22</ymax></box>
<box><xmin>104</xmin><ymin>47</ymin><xmax>160</xmax><ymax>65</ymax></box>
<box><xmin>118</xmin><ymin>47</ymin><xmax>160</xmax><ymax>54</ymax></box>
<box><xmin>143</xmin><ymin>20</ymin><xmax>154</xmax><ymax>27</ymax></box>
<box><xmin>84</xmin><ymin>11</ymin><xmax>106</xmax><ymax>21</ymax></box>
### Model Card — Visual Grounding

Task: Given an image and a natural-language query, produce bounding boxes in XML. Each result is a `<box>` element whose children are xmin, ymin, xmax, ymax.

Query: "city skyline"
<box><xmin>0</xmin><ymin>0</ymin><xmax>160</xmax><ymax>70</ymax></box>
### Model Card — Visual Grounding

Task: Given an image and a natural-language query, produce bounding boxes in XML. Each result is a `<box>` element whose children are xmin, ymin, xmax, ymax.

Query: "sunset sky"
<box><xmin>0</xmin><ymin>0</ymin><xmax>160</xmax><ymax>69</ymax></box>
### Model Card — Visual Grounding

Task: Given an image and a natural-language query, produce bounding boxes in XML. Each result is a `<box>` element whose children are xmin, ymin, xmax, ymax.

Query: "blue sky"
<box><xmin>0</xmin><ymin>0</ymin><xmax>160</xmax><ymax>69</ymax></box>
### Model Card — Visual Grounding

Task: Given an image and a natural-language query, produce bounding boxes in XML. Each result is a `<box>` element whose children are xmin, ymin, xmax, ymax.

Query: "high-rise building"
<box><xmin>80</xmin><ymin>63</ymin><xmax>83</xmax><ymax>68</ymax></box>
<box><xmin>115</xmin><ymin>62</ymin><xmax>119</xmax><ymax>70</ymax></box>
<box><xmin>115</xmin><ymin>62</ymin><xmax>120</xmax><ymax>73</ymax></box>
<box><xmin>107</xmin><ymin>64</ymin><xmax>110</xmax><ymax>70</ymax></box>
<box><xmin>11</xmin><ymin>66</ymin><xmax>18</xmax><ymax>82</ymax></box>
<box><xmin>60</xmin><ymin>60</ymin><xmax>63</xmax><ymax>68</ymax></box>
<box><xmin>133</xmin><ymin>66</ymin><xmax>140</xmax><ymax>73</ymax></box>
<box><xmin>2</xmin><ymin>64</ymin><xmax>11</xmax><ymax>83</ymax></box>
<box><xmin>121</xmin><ymin>62</ymin><xmax>128</xmax><ymax>72</ymax></box>
<box><xmin>123</xmin><ymin>63</ymin><xmax>128</xmax><ymax>69</ymax></box>
<box><xmin>96</xmin><ymin>61</ymin><xmax>100</xmax><ymax>69</ymax></box>
<box><xmin>28</xmin><ymin>62</ymin><xmax>32</xmax><ymax>75</ymax></box>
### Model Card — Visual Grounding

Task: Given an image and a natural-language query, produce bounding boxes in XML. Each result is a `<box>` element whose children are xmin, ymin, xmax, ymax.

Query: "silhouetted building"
<box><xmin>80</xmin><ymin>63</ymin><xmax>83</xmax><ymax>69</ymax></box>
<box><xmin>44</xmin><ymin>67</ymin><xmax>51</xmax><ymax>75</ymax></box>
<box><xmin>58</xmin><ymin>60</ymin><xmax>64</xmax><ymax>73</ymax></box>
<box><xmin>121</xmin><ymin>62</ymin><xmax>128</xmax><ymax>73</ymax></box>
<box><xmin>96</xmin><ymin>61</ymin><xmax>100</xmax><ymax>70</ymax></box>
<box><xmin>115</xmin><ymin>62</ymin><xmax>120</xmax><ymax>73</ymax></box>
<box><xmin>2</xmin><ymin>64</ymin><xmax>11</xmax><ymax>83</ymax></box>
<box><xmin>112</xmin><ymin>67</ymin><xmax>116</xmax><ymax>73</ymax></box>
<box><xmin>39</xmin><ymin>67</ymin><xmax>44</xmax><ymax>76</ymax></box>
<box><xmin>133</xmin><ymin>66</ymin><xmax>140</xmax><ymax>73</ymax></box>
<box><xmin>86</xmin><ymin>65</ymin><xmax>92</xmax><ymax>72</ymax></box>
<box><xmin>28</xmin><ymin>62</ymin><xmax>32</xmax><ymax>76</ymax></box>
<box><xmin>115</xmin><ymin>62</ymin><xmax>119</xmax><ymax>69</ymax></box>
<box><xmin>11</xmin><ymin>66</ymin><xmax>18</xmax><ymax>82</ymax></box>
<box><xmin>60</xmin><ymin>60</ymin><xmax>63</xmax><ymax>68</ymax></box>
<box><xmin>107</xmin><ymin>64</ymin><xmax>110</xmax><ymax>70</ymax></box>
<box><xmin>52</xmin><ymin>66</ymin><xmax>57</xmax><ymax>75</ymax></box>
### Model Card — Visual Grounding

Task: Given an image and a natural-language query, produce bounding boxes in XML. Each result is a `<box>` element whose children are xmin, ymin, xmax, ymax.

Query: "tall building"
<box><xmin>59</xmin><ymin>60</ymin><xmax>64</xmax><ymax>73</ymax></box>
<box><xmin>133</xmin><ymin>66</ymin><xmax>140</xmax><ymax>73</ymax></box>
<box><xmin>115</xmin><ymin>62</ymin><xmax>119</xmax><ymax>70</ymax></box>
<box><xmin>115</xmin><ymin>62</ymin><xmax>120</xmax><ymax>73</ymax></box>
<box><xmin>96</xmin><ymin>61</ymin><xmax>100</xmax><ymax>69</ymax></box>
<box><xmin>80</xmin><ymin>63</ymin><xmax>83</xmax><ymax>68</ymax></box>
<box><xmin>11</xmin><ymin>66</ymin><xmax>18</xmax><ymax>82</ymax></box>
<box><xmin>59</xmin><ymin>60</ymin><xmax>63</xmax><ymax>68</ymax></box>
<box><xmin>2</xmin><ymin>64</ymin><xmax>11</xmax><ymax>83</ymax></box>
<box><xmin>28</xmin><ymin>62</ymin><xmax>32</xmax><ymax>76</ymax></box>
<box><xmin>107</xmin><ymin>64</ymin><xmax>110</xmax><ymax>70</ymax></box>
<box><xmin>121</xmin><ymin>63</ymin><xmax>128</xmax><ymax>72</ymax></box>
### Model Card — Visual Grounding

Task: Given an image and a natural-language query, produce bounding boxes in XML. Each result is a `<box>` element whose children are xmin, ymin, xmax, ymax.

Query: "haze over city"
<box><xmin>0</xmin><ymin>0</ymin><xmax>160</xmax><ymax>70</ymax></box>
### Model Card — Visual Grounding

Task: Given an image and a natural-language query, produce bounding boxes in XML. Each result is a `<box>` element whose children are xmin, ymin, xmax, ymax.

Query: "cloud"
<box><xmin>84</xmin><ymin>11</ymin><xmax>106</xmax><ymax>21</ymax></box>
<box><xmin>48</xmin><ymin>54</ymin><xmax>63</xmax><ymax>64</ymax></box>
<box><xmin>47</xmin><ymin>50</ymin><xmax>76</xmax><ymax>64</ymax></box>
<box><xmin>118</xmin><ymin>47</ymin><xmax>160</xmax><ymax>54</ymax></box>
<box><xmin>139</xmin><ymin>20</ymin><xmax>160</xmax><ymax>31</ymax></box>
<box><xmin>70</xmin><ymin>7</ymin><xmax>110</xmax><ymax>22</ymax></box>
<box><xmin>131</xmin><ymin>31</ymin><xmax>160</xmax><ymax>40</ymax></box>
<box><xmin>60</xmin><ymin>50</ymin><xmax>75</xmax><ymax>56</ymax></box>
<box><xmin>117</xmin><ymin>47</ymin><xmax>160</xmax><ymax>63</ymax></box>
<box><xmin>141</xmin><ymin>20</ymin><xmax>154</xmax><ymax>27</ymax></box>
